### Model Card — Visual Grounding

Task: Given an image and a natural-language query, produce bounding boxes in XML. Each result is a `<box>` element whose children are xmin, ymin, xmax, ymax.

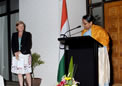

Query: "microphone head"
<box><xmin>76</xmin><ymin>25</ymin><xmax>81</xmax><ymax>28</ymax></box>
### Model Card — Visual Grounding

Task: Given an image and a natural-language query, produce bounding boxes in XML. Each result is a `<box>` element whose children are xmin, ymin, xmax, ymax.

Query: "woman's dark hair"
<box><xmin>82</xmin><ymin>15</ymin><xmax>95</xmax><ymax>23</ymax></box>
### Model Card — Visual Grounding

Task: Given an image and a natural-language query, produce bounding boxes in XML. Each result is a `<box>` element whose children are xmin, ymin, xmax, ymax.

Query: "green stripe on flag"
<box><xmin>57</xmin><ymin>55</ymin><xmax>65</xmax><ymax>82</ymax></box>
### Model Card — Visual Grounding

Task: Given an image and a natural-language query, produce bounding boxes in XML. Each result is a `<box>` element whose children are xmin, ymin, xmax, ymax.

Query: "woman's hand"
<box><xmin>15</xmin><ymin>51</ymin><xmax>21</xmax><ymax>60</ymax></box>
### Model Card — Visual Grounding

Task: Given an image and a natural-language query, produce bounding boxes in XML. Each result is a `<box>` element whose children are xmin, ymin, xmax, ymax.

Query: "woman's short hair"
<box><xmin>82</xmin><ymin>15</ymin><xmax>95</xmax><ymax>23</ymax></box>
<box><xmin>16</xmin><ymin>21</ymin><xmax>26</xmax><ymax>31</ymax></box>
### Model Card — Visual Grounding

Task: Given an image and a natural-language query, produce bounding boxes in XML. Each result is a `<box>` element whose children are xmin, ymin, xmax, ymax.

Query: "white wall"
<box><xmin>66</xmin><ymin>0</ymin><xmax>86</xmax><ymax>36</ymax></box>
<box><xmin>19</xmin><ymin>0</ymin><xmax>86</xmax><ymax>86</ymax></box>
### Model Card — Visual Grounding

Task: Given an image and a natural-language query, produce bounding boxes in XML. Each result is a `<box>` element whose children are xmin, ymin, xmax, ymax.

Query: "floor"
<box><xmin>5</xmin><ymin>81</ymin><xmax>19</xmax><ymax>86</ymax></box>
<box><xmin>4</xmin><ymin>81</ymin><xmax>122</xmax><ymax>86</ymax></box>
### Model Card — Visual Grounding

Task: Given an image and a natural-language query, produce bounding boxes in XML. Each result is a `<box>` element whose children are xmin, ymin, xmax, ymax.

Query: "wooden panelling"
<box><xmin>104</xmin><ymin>1</ymin><xmax>122</xmax><ymax>83</ymax></box>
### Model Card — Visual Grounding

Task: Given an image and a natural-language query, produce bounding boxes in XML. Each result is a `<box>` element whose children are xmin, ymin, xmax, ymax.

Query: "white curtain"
<box><xmin>0</xmin><ymin>13</ymin><xmax>19</xmax><ymax>81</ymax></box>
<box><xmin>0</xmin><ymin>16</ymin><xmax>9</xmax><ymax>80</ymax></box>
<box><xmin>11</xmin><ymin>13</ymin><xmax>19</xmax><ymax>81</ymax></box>
<box><xmin>0</xmin><ymin>0</ymin><xmax>9</xmax><ymax>80</ymax></box>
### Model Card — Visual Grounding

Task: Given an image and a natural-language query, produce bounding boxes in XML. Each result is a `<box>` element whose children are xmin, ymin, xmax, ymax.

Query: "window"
<box><xmin>86</xmin><ymin>0</ymin><xmax>121</xmax><ymax>27</ymax></box>
<box><xmin>10</xmin><ymin>0</ymin><xmax>19</xmax><ymax>11</ymax></box>
<box><xmin>92</xmin><ymin>0</ymin><xmax>102</xmax><ymax>4</ymax></box>
<box><xmin>0</xmin><ymin>0</ymin><xmax>19</xmax><ymax>81</ymax></box>
<box><xmin>0</xmin><ymin>1</ymin><xmax>6</xmax><ymax>14</ymax></box>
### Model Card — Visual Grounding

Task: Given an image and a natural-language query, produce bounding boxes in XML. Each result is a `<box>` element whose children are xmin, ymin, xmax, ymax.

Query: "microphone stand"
<box><xmin>71</xmin><ymin>30</ymin><xmax>82</xmax><ymax>36</ymax></box>
<box><xmin>60</xmin><ymin>25</ymin><xmax>81</xmax><ymax>38</ymax></box>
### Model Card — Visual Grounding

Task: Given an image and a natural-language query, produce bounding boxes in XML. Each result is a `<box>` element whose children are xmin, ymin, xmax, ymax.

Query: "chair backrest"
<box><xmin>0</xmin><ymin>75</ymin><xmax>4</xmax><ymax>86</ymax></box>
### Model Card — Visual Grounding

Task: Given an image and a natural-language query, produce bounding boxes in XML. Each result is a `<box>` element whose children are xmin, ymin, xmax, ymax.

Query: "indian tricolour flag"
<box><xmin>57</xmin><ymin>0</ymin><xmax>70</xmax><ymax>82</ymax></box>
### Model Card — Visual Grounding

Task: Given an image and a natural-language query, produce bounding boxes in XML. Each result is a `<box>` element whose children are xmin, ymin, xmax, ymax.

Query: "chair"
<box><xmin>0</xmin><ymin>75</ymin><xmax>4</xmax><ymax>86</ymax></box>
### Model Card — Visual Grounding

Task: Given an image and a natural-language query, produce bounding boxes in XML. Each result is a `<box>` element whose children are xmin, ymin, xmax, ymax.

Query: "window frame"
<box><xmin>86</xmin><ymin>0</ymin><xmax>121</xmax><ymax>27</ymax></box>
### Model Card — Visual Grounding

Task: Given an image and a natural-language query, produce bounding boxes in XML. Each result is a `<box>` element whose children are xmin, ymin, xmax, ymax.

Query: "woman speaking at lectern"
<box><xmin>81</xmin><ymin>14</ymin><xmax>110</xmax><ymax>86</ymax></box>
<box><xmin>81</xmin><ymin>15</ymin><xmax>109</xmax><ymax>51</ymax></box>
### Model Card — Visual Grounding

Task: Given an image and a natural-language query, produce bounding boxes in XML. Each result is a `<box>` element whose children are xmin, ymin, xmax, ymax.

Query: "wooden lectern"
<box><xmin>58</xmin><ymin>36</ymin><xmax>103</xmax><ymax>86</ymax></box>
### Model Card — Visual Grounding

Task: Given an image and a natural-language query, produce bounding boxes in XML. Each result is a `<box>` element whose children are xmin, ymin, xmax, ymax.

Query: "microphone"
<box><xmin>60</xmin><ymin>25</ymin><xmax>81</xmax><ymax>37</ymax></box>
